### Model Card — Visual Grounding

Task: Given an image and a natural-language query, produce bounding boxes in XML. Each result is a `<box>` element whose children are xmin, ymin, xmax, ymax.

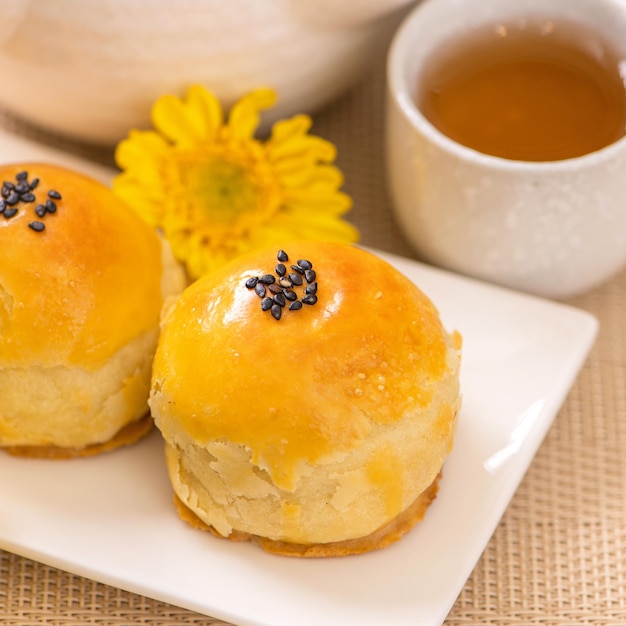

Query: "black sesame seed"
<box><xmin>15</xmin><ymin>171</ymin><xmax>27</xmax><ymax>181</ymax></box>
<box><xmin>6</xmin><ymin>191</ymin><xmax>19</xmax><ymax>206</ymax></box>
<box><xmin>48</xmin><ymin>189</ymin><xmax>62</xmax><ymax>200</ymax></box>
<box><xmin>0</xmin><ymin>199</ymin><xmax>5</xmax><ymax>213</ymax></box>
<box><xmin>254</xmin><ymin>283</ymin><xmax>266</xmax><ymax>297</ymax></box>
<box><xmin>283</xmin><ymin>289</ymin><xmax>297</xmax><ymax>301</ymax></box>
<box><xmin>305</xmin><ymin>282</ymin><xmax>318</xmax><ymax>295</ymax></box>
<box><xmin>274</xmin><ymin>292</ymin><xmax>286</xmax><ymax>307</ymax></box>
<box><xmin>259</xmin><ymin>274</ymin><xmax>275</xmax><ymax>285</ymax></box>
<box><xmin>45</xmin><ymin>199</ymin><xmax>57</xmax><ymax>213</ymax></box>
<box><xmin>35</xmin><ymin>204</ymin><xmax>46</xmax><ymax>217</ymax></box>
<box><xmin>29</xmin><ymin>178</ymin><xmax>39</xmax><ymax>190</ymax></box>
<box><xmin>289</xmin><ymin>300</ymin><xmax>303</xmax><ymax>311</ymax></box>
<box><xmin>1</xmin><ymin>187</ymin><xmax>8</xmax><ymax>199</ymax></box>
<box><xmin>269</xmin><ymin>283</ymin><xmax>283</xmax><ymax>294</ymax></box>
<box><xmin>290</xmin><ymin>264</ymin><xmax>304</xmax><ymax>274</ymax></box>
<box><xmin>297</xmin><ymin>259</ymin><xmax>312</xmax><ymax>271</ymax></box>
<box><xmin>277</xmin><ymin>249</ymin><xmax>288</xmax><ymax>262</ymax></box>
<box><xmin>3</xmin><ymin>181</ymin><xmax>14</xmax><ymax>190</ymax></box>
<box><xmin>245</xmin><ymin>276</ymin><xmax>259</xmax><ymax>289</ymax></box>
<box><xmin>289</xmin><ymin>272</ymin><xmax>303</xmax><ymax>286</ymax></box>
<box><xmin>275</xmin><ymin>263</ymin><xmax>286</xmax><ymax>277</ymax></box>
<box><xmin>305</xmin><ymin>269</ymin><xmax>316</xmax><ymax>283</ymax></box>
<box><xmin>20</xmin><ymin>192</ymin><xmax>36</xmax><ymax>203</ymax></box>
<box><xmin>28</xmin><ymin>221</ymin><xmax>45</xmax><ymax>232</ymax></box>
<box><xmin>15</xmin><ymin>181</ymin><xmax>30</xmax><ymax>194</ymax></box>
<box><xmin>271</xmin><ymin>304</ymin><xmax>282</xmax><ymax>320</ymax></box>
<box><xmin>261</xmin><ymin>297</ymin><xmax>274</xmax><ymax>311</ymax></box>
<box><xmin>3</xmin><ymin>208</ymin><xmax>18</xmax><ymax>219</ymax></box>
<box><xmin>302</xmin><ymin>294</ymin><xmax>318</xmax><ymax>305</ymax></box>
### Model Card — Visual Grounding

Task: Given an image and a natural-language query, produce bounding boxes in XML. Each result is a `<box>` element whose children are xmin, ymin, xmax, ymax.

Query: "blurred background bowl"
<box><xmin>0</xmin><ymin>0</ymin><xmax>416</xmax><ymax>146</ymax></box>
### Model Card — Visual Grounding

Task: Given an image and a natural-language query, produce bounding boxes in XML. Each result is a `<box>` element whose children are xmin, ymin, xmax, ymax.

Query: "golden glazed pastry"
<box><xmin>150</xmin><ymin>242</ymin><xmax>462</xmax><ymax>556</ymax></box>
<box><xmin>0</xmin><ymin>163</ymin><xmax>186</xmax><ymax>458</ymax></box>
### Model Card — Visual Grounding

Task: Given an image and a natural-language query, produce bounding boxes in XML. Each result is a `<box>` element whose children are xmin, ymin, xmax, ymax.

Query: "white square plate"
<box><xmin>0</xmin><ymin>248</ymin><xmax>598</xmax><ymax>626</ymax></box>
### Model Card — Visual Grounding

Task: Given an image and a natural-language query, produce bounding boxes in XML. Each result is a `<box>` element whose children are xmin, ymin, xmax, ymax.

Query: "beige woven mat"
<box><xmin>1</xmin><ymin>60</ymin><xmax>626</xmax><ymax>626</ymax></box>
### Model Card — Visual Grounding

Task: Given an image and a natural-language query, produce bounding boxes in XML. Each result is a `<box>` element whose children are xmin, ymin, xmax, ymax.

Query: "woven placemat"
<box><xmin>1</xmin><ymin>58</ymin><xmax>625</xmax><ymax>626</ymax></box>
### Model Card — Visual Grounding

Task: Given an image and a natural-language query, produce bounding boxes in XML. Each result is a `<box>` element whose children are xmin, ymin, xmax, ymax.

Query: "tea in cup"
<box><xmin>386</xmin><ymin>0</ymin><xmax>626</xmax><ymax>299</ymax></box>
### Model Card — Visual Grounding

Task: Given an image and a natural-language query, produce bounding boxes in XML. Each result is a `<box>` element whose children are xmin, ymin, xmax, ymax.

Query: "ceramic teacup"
<box><xmin>386</xmin><ymin>0</ymin><xmax>626</xmax><ymax>299</ymax></box>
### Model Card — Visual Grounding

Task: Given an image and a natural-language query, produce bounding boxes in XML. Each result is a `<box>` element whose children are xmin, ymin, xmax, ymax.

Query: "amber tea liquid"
<box><xmin>417</xmin><ymin>19</ymin><xmax>626</xmax><ymax>161</ymax></box>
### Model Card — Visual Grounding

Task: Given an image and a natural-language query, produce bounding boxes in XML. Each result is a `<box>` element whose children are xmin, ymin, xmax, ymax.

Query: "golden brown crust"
<box><xmin>2</xmin><ymin>414</ymin><xmax>153</xmax><ymax>459</ymax></box>
<box><xmin>0</xmin><ymin>163</ymin><xmax>185</xmax><ymax>455</ymax></box>
<box><xmin>152</xmin><ymin>243</ymin><xmax>456</xmax><ymax>491</ymax></box>
<box><xmin>0</xmin><ymin>162</ymin><xmax>164</xmax><ymax>370</ymax></box>
<box><xmin>174</xmin><ymin>472</ymin><xmax>441</xmax><ymax>557</ymax></box>
<box><xmin>152</xmin><ymin>243</ymin><xmax>461</xmax><ymax>551</ymax></box>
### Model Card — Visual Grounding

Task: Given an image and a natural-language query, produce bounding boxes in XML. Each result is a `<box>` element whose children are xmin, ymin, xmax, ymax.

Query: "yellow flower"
<box><xmin>113</xmin><ymin>86</ymin><xmax>358</xmax><ymax>279</ymax></box>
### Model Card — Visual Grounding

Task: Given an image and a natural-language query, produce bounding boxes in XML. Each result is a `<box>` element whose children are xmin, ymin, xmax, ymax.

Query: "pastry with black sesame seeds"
<box><xmin>0</xmin><ymin>163</ymin><xmax>186</xmax><ymax>458</ymax></box>
<box><xmin>149</xmin><ymin>241</ymin><xmax>462</xmax><ymax>557</ymax></box>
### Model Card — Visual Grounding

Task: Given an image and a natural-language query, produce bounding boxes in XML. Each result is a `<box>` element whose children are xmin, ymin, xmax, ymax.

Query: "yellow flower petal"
<box><xmin>151</xmin><ymin>95</ymin><xmax>193</xmax><ymax>145</ymax></box>
<box><xmin>185</xmin><ymin>85</ymin><xmax>224</xmax><ymax>140</ymax></box>
<box><xmin>268</xmin><ymin>133</ymin><xmax>337</xmax><ymax>164</ymax></box>
<box><xmin>284</xmin><ymin>191</ymin><xmax>353</xmax><ymax>217</ymax></box>
<box><xmin>269</xmin><ymin>115</ymin><xmax>312</xmax><ymax>144</ymax></box>
<box><xmin>152</xmin><ymin>87</ymin><xmax>224</xmax><ymax>146</ymax></box>
<box><xmin>115</xmin><ymin>130</ymin><xmax>170</xmax><ymax>171</ymax></box>
<box><xmin>275</xmin><ymin>163</ymin><xmax>344</xmax><ymax>190</ymax></box>
<box><xmin>227</xmin><ymin>88</ymin><xmax>277</xmax><ymax>140</ymax></box>
<box><xmin>113</xmin><ymin>175</ymin><xmax>164</xmax><ymax>226</ymax></box>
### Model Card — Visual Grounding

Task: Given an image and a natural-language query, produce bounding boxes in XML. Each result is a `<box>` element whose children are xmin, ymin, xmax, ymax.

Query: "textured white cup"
<box><xmin>386</xmin><ymin>0</ymin><xmax>626</xmax><ymax>299</ymax></box>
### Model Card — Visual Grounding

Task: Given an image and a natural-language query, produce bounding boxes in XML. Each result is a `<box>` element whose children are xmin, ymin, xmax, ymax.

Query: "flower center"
<box><xmin>190</xmin><ymin>158</ymin><xmax>259</xmax><ymax>223</ymax></box>
<box><xmin>175</xmin><ymin>141</ymin><xmax>282</xmax><ymax>238</ymax></box>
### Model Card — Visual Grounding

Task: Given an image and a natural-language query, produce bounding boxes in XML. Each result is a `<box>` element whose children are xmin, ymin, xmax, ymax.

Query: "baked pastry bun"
<box><xmin>0</xmin><ymin>163</ymin><xmax>186</xmax><ymax>458</ymax></box>
<box><xmin>150</xmin><ymin>242</ymin><xmax>462</xmax><ymax>556</ymax></box>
